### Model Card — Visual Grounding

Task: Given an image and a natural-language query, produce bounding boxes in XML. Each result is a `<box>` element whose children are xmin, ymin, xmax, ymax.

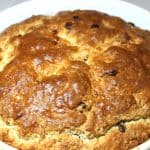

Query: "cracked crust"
<box><xmin>0</xmin><ymin>10</ymin><xmax>150</xmax><ymax>150</ymax></box>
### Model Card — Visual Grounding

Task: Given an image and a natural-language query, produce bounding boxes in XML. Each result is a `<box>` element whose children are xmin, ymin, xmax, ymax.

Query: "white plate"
<box><xmin>0</xmin><ymin>0</ymin><xmax>149</xmax><ymax>149</ymax></box>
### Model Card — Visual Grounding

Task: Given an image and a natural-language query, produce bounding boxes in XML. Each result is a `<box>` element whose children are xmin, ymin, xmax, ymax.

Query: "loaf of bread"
<box><xmin>0</xmin><ymin>10</ymin><xmax>149</xmax><ymax>150</ymax></box>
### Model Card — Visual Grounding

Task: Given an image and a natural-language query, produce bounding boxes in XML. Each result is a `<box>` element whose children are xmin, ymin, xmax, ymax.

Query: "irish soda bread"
<box><xmin>0</xmin><ymin>10</ymin><xmax>149</xmax><ymax>150</ymax></box>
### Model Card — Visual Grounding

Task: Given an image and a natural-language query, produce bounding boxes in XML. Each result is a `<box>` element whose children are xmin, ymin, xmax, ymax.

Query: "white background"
<box><xmin>0</xmin><ymin>0</ymin><xmax>150</xmax><ymax>12</ymax></box>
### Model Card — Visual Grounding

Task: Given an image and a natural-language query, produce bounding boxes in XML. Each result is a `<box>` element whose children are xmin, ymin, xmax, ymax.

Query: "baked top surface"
<box><xmin>0</xmin><ymin>10</ymin><xmax>149</xmax><ymax>150</ymax></box>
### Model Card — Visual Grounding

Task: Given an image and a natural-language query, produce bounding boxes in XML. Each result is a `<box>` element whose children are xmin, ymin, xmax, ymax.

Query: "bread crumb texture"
<box><xmin>0</xmin><ymin>10</ymin><xmax>150</xmax><ymax>150</ymax></box>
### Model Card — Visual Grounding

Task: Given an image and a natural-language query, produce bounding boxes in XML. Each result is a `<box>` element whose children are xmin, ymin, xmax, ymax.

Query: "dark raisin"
<box><xmin>84</xmin><ymin>55</ymin><xmax>88</xmax><ymax>61</ymax></box>
<box><xmin>104</xmin><ymin>69</ymin><xmax>118</xmax><ymax>76</ymax></box>
<box><xmin>52</xmin><ymin>30</ymin><xmax>58</xmax><ymax>34</ymax></box>
<box><xmin>73</xmin><ymin>15</ymin><xmax>79</xmax><ymax>20</ymax></box>
<box><xmin>84</xmin><ymin>58</ymin><xmax>87</xmax><ymax>61</ymax></box>
<box><xmin>82</xmin><ymin>104</ymin><xmax>87</xmax><ymax>109</ymax></box>
<box><xmin>128</xmin><ymin>22</ymin><xmax>135</xmax><ymax>27</ymax></box>
<box><xmin>118</xmin><ymin>122</ymin><xmax>126</xmax><ymax>133</ymax></box>
<box><xmin>79</xmin><ymin>110</ymin><xmax>83</xmax><ymax>113</ymax></box>
<box><xmin>64</xmin><ymin>22</ymin><xmax>72</xmax><ymax>30</ymax></box>
<box><xmin>91</xmin><ymin>24</ymin><xmax>99</xmax><ymax>28</ymax></box>
<box><xmin>51</xmin><ymin>40</ymin><xmax>58</xmax><ymax>45</ymax></box>
<box><xmin>17</xmin><ymin>34</ymin><xmax>22</xmax><ymax>37</ymax></box>
<box><xmin>78</xmin><ymin>102</ymin><xmax>84</xmax><ymax>105</ymax></box>
<box><xmin>103</xmin><ymin>13</ymin><xmax>108</xmax><ymax>16</ymax></box>
<box><xmin>79</xmin><ymin>102</ymin><xmax>87</xmax><ymax>108</ymax></box>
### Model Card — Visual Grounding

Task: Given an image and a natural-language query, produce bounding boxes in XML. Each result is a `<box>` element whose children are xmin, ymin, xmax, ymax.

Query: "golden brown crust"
<box><xmin>0</xmin><ymin>118</ymin><xmax>149</xmax><ymax>150</ymax></box>
<box><xmin>0</xmin><ymin>10</ymin><xmax>150</xmax><ymax>150</ymax></box>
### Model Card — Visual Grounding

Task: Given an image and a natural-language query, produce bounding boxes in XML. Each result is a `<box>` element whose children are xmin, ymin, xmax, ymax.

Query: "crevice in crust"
<box><xmin>0</xmin><ymin>117</ymin><xmax>149</xmax><ymax>150</ymax></box>
<box><xmin>65</xmin><ymin>117</ymin><xmax>150</xmax><ymax>140</ymax></box>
